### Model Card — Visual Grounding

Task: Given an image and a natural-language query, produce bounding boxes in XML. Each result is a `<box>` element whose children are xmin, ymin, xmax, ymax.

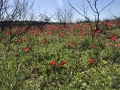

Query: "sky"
<box><xmin>32</xmin><ymin>0</ymin><xmax>120</xmax><ymax>21</ymax></box>
<box><xmin>9</xmin><ymin>0</ymin><xmax>120</xmax><ymax>21</ymax></box>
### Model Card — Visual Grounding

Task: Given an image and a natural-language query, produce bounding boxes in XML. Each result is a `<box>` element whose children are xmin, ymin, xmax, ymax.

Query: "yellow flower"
<box><xmin>80</xmin><ymin>72</ymin><xmax>85</xmax><ymax>75</ymax></box>
<box><xmin>103</xmin><ymin>60</ymin><xmax>108</xmax><ymax>65</ymax></box>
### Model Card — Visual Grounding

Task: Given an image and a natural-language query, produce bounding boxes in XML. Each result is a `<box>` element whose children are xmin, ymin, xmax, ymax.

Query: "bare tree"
<box><xmin>0</xmin><ymin>0</ymin><xmax>10</xmax><ymax>39</ymax></box>
<box><xmin>0</xmin><ymin>0</ymin><xmax>34</xmax><ymax>44</ymax></box>
<box><xmin>0</xmin><ymin>0</ymin><xmax>9</xmax><ymax>29</ymax></box>
<box><xmin>29</xmin><ymin>9</ymin><xmax>52</xmax><ymax>32</ymax></box>
<box><xmin>18</xmin><ymin>0</ymin><xmax>34</xmax><ymax>21</ymax></box>
<box><xmin>37</xmin><ymin>10</ymin><xmax>52</xmax><ymax>22</ymax></box>
<box><xmin>109</xmin><ymin>11</ymin><xmax>120</xmax><ymax>21</ymax></box>
<box><xmin>67</xmin><ymin>0</ymin><xmax>115</xmax><ymax>39</ymax></box>
<box><xmin>0</xmin><ymin>0</ymin><xmax>8</xmax><ymax>20</ymax></box>
<box><xmin>4</xmin><ymin>0</ymin><xmax>33</xmax><ymax>21</ymax></box>
<box><xmin>54</xmin><ymin>3</ymin><xmax>74</xmax><ymax>25</ymax></box>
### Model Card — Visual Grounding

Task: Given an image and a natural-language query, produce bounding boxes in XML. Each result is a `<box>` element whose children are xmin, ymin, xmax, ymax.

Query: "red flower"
<box><xmin>58</xmin><ymin>32</ymin><xmax>63</xmax><ymax>38</ymax></box>
<box><xmin>89</xmin><ymin>58</ymin><xmax>95</xmax><ymax>64</ymax></box>
<box><xmin>44</xmin><ymin>38</ymin><xmax>48</xmax><ymax>43</ymax></box>
<box><xmin>110</xmin><ymin>36</ymin><xmax>117</xmax><ymax>41</ymax></box>
<box><xmin>2</xmin><ymin>38</ymin><xmax>6</xmax><ymax>42</ymax></box>
<box><xmin>91</xmin><ymin>44</ymin><xmax>96</xmax><ymax>49</ymax></box>
<box><xmin>24</xmin><ymin>47</ymin><xmax>30</xmax><ymax>52</ymax></box>
<box><xmin>81</xmin><ymin>31</ymin><xmax>85</xmax><ymax>35</ymax></box>
<box><xmin>118</xmin><ymin>43</ymin><xmax>120</xmax><ymax>47</ymax></box>
<box><xmin>18</xmin><ymin>39</ymin><xmax>22</xmax><ymax>43</ymax></box>
<box><xmin>80</xmin><ymin>35</ymin><xmax>82</xmax><ymax>38</ymax></box>
<box><xmin>97</xmin><ymin>29</ymin><xmax>101</xmax><ymax>33</ymax></box>
<box><xmin>69</xmin><ymin>41</ymin><xmax>74</xmax><ymax>47</ymax></box>
<box><xmin>5</xmin><ymin>31</ymin><xmax>10</xmax><ymax>36</ymax></box>
<box><xmin>110</xmin><ymin>34</ymin><xmax>115</xmax><ymax>37</ymax></box>
<box><xmin>59</xmin><ymin>61</ymin><xmax>67</xmax><ymax>66</ymax></box>
<box><xmin>50</xmin><ymin>60</ymin><xmax>57</xmax><ymax>65</ymax></box>
<box><xmin>49</xmin><ymin>31</ymin><xmax>52</xmax><ymax>35</ymax></box>
<box><xmin>110</xmin><ymin>34</ymin><xmax>118</xmax><ymax>41</ymax></box>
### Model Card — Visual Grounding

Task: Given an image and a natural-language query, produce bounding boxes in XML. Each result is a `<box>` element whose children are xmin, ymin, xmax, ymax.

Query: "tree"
<box><xmin>0</xmin><ymin>0</ymin><xmax>34</xmax><ymax>44</ymax></box>
<box><xmin>29</xmin><ymin>9</ymin><xmax>52</xmax><ymax>32</ymax></box>
<box><xmin>67</xmin><ymin>0</ymin><xmax>115</xmax><ymax>39</ymax></box>
<box><xmin>0</xmin><ymin>0</ymin><xmax>9</xmax><ymax>21</ymax></box>
<box><xmin>54</xmin><ymin>3</ymin><xmax>74</xmax><ymax>25</ymax></box>
<box><xmin>0</xmin><ymin>0</ymin><xmax>9</xmax><ymax>32</ymax></box>
<box><xmin>109</xmin><ymin>11</ymin><xmax>120</xmax><ymax>21</ymax></box>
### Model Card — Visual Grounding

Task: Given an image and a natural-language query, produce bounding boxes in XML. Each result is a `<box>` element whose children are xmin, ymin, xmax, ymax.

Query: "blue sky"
<box><xmin>9</xmin><ymin>0</ymin><xmax>119</xmax><ymax>21</ymax></box>
<box><xmin>32</xmin><ymin>0</ymin><xmax>120</xmax><ymax>21</ymax></box>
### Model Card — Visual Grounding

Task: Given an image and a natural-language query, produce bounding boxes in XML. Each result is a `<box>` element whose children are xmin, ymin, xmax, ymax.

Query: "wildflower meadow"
<box><xmin>0</xmin><ymin>20</ymin><xmax>120</xmax><ymax>90</ymax></box>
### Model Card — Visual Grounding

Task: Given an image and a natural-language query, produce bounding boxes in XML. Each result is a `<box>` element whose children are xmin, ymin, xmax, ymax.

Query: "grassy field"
<box><xmin>0</xmin><ymin>22</ymin><xmax>120</xmax><ymax>90</ymax></box>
